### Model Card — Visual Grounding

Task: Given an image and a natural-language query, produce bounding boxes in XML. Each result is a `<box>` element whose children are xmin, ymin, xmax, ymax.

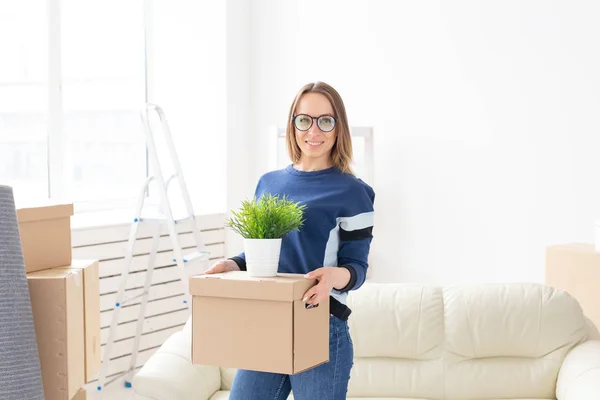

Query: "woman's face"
<box><xmin>293</xmin><ymin>92</ymin><xmax>337</xmax><ymax>164</ymax></box>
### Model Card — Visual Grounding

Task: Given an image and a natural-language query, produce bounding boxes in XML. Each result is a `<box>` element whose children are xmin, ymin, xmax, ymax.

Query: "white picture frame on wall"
<box><xmin>269</xmin><ymin>125</ymin><xmax>374</xmax><ymax>186</ymax></box>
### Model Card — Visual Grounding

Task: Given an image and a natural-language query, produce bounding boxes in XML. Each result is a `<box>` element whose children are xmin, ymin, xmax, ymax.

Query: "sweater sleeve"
<box><xmin>336</xmin><ymin>182</ymin><xmax>375</xmax><ymax>292</ymax></box>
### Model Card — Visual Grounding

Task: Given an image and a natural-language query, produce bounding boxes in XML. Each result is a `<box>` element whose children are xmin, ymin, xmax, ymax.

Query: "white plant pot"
<box><xmin>244</xmin><ymin>238</ymin><xmax>282</xmax><ymax>277</ymax></box>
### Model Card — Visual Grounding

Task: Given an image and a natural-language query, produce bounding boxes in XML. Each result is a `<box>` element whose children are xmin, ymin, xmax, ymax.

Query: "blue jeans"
<box><xmin>229</xmin><ymin>315</ymin><xmax>354</xmax><ymax>400</ymax></box>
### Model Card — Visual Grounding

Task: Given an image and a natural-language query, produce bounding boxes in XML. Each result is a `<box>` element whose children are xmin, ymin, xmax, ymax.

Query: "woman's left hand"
<box><xmin>302</xmin><ymin>267</ymin><xmax>351</xmax><ymax>307</ymax></box>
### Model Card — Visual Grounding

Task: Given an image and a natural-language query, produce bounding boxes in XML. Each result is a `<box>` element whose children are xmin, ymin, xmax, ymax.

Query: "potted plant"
<box><xmin>226</xmin><ymin>193</ymin><xmax>306</xmax><ymax>277</ymax></box>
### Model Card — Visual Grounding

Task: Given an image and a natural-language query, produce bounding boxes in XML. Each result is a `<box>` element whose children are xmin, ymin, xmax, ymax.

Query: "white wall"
<box><xmin>225</xmin><ymin>0</ymin><xmax>252</xmax><ymax>256</ymax></box>
<box><xmin>148</xmin><ymin>1</ymin><xmax>227</xmax><ymax>216</ymax></box>
<box><xmin>237</xmin><ymin>0</ymin><xmax>600</xmax><ymax>284</ymax></box>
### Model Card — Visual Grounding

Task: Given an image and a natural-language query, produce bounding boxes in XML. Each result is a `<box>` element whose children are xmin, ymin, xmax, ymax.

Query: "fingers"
<box><xmin>303</xmin><ymin>268</ymin><xmax>334</xmax><ymax>306</ymax></box>
<box><xmin>205</xmin><ymin>260</ymin><xmax>241</xmax><ymax>274</ymax></box>
<box><xmin>302</xmin><ymin>287</ymin><xmax>317</xmax><ymax>303</ymax></box>
<box><xmin>306</xmin><ymin>292</ymin><xmax>326</xmax><ymax>307</ymax></box>
<box><xmin>305</xmin><ymin>267</ymin><xmax>325</xmax><ymax>280</ymax></box>
<box><xmin>205</xmin><ymin>261</ymin><xmax>224</xmax><ymax>274</ymax></box>
<box><xmin>204</xmin><ymin>266</ymin><xmax>217</xmax><ymax>274</ymax></box>
<box><xmin>302</xmin><ymin>285</ymin><xmax>327</xmax><ymax>306</ymax></box>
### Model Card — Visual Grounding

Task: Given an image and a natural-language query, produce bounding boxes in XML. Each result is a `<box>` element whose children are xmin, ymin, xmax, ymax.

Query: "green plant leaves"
<box><xmin>225</xmin><ymin>193</ymin><xmax>306</xmax><ymax>239</ymax></box>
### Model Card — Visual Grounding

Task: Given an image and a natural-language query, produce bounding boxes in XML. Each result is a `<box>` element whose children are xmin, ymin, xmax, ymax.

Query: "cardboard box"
<box><xmin>546</xmin><ymin>243</ymin><xmax>600</xmax><ymax>330</ymax></box>
<box><xmin>190</xmin><ymin>271</ymin><xmax>329</xmax><ymax>374</ymax></box>
<box><xmin>56</xmin><ymin>260</ymin><xmax>101</xmax><ymax>383</ymax></box>
<box><xmin>72</xmin><ymin>388</ymin><xmax>86</xmax><ymax>400</ymax></box>
<box><xmin>17</xmin><ymin>203</ymin><xmax>74</xmax><ymax>273</ymax></box>
<box><xmin>27</xmin><ymin>267</ymin><xmax>85</xmax><ymax>400</ymax></box>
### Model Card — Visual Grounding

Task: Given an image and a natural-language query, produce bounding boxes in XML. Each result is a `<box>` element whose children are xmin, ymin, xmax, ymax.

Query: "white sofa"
<box><xmin>132</xmin><ymin>282</ymin><xmax>600</xmax><ymax>399</ymax></box>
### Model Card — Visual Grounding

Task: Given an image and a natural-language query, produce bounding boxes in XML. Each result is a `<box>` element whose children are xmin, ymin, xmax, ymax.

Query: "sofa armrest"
<box><xmin>132</xmin><ymin>321</ymin><xmax>221</xmax><ymax>400</ymax></box>
<box><xmin>556</xmin><ymin>340</ymin><xmax>600</xmax><ymax>400</ymax></box>
<box><xmin>585</xmin><ymin>316</ymin><xmax>600</xmax><ymax>340</ymax></box>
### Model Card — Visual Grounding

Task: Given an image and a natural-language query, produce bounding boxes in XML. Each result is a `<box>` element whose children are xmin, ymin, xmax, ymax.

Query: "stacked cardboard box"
<box><xmin>17</xmin><ymin>203</ymin><xmax>99</xmax><ymax>400</ymax></box>
<box><xmin>546</xmin><ymin>243</ymin><xmax>600</xmax><ymax>330</ymax></box>
<box><xmin>18</xmin><ymin>203</ymin><xmax>74</xmax><ymax>273</ymax></box>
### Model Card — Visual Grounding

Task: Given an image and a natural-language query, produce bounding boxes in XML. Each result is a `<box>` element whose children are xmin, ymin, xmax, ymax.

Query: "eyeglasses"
<box><xmin>292</xmin><ymin>114</ymin><xmax>337</xmax><ymax>132</ymax></box>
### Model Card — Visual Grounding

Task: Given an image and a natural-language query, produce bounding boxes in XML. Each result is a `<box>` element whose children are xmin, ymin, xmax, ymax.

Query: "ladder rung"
<box><xmin>173</xmin><ymin>215</ymin><xmax>195</xmax><ymax>224</ymax></box>
<box><xmin>172</xmin><ymin>250</ymin><xmax>210</xmax><ymax>263</ymax></box>
<box><xmin>98</xmin><ymin>104</ymin><xmax>208</xmax><ymax>394</ymax></box>
<box><xmin>137</xmin><ymin>212</ymin><xmax>194</xmax><ymax>224</ymax></box>
<box><xmin>165</xmin><ymin>173</ymin><xmax>179</xmax><ymax>185</ymax></box>
<box><xmin>117</xmin><ymin>291</ymin><xmax>148</xmax><ymax>307</ymax></box>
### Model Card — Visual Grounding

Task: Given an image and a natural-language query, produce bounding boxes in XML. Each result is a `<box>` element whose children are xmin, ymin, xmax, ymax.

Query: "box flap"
<box><xmin>548</xmin><ymin>243</ymin><xmax>598</xmax><ymax>254</ymax></box>
<box><xmin>189</xmin><ymin>271</ymin><xmax>316</xmax><ymax>302</ymax></box>
<box><xmin>27</xmin><ymin>268</ymin><xmax>77</xmax><ymax>280</ymax></box>
<box><xmin>71</xmin><ymin>259</ymin><xmax>98</xmax><ymax>269</ymax></box>
<box><xmin>55</xmin><ymin>259</ymin><xmax>98</xmax><ymax>270</ymax></box>
<box><xmin>17</xmin><ymin>203</ymin><xmax>74</xmax><ymax>223</ymax></box>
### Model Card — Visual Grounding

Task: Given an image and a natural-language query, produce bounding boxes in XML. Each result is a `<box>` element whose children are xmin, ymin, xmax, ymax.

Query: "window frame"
<box><xmin>23</xmin><ymin>0</ymin><xmax>150</xmax><ymax>214</ymax></box>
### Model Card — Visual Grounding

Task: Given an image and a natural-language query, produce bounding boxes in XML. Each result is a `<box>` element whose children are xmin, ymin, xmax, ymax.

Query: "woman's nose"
<box><xmin>308</xmin><ymin>122</ymin><xmax>321</xmax><ymax>136</ymax></box>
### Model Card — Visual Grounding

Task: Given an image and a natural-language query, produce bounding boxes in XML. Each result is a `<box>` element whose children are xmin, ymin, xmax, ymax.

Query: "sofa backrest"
<box><xmin>346</xmin><ymin>283</ymin><xmax>445</xmax><ymax>398</ymax></box>
<box><xmin>345</xmin><ymin>282</ymin><xmax>590</xmax><ymax>400</ymax></box>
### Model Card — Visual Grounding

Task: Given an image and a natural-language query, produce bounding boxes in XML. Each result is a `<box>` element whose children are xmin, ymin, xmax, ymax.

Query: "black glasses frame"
<box><xmin>292</xmin><ymin>114</ymin><xmax>337</xmax><ymax>132</ymax></box>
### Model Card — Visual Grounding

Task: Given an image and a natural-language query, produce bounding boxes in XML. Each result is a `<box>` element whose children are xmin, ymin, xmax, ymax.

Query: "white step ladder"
<box><xmin>96</xmin><ymin>103</ymin><xmax>210</xmax><ymax>394</ymax></box>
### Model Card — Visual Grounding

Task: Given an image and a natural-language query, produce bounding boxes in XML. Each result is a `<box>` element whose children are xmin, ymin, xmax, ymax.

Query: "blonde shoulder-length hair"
<box><xmin>285</xmin><ymin>81</ymin><xmax>354</xmax><ymax>174</ymax></box>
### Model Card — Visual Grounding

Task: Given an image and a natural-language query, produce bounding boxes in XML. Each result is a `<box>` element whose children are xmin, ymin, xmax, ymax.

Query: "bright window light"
<box><xmin>61</xmin><ymin>0</ymin><xmax>146</xmax><ymax>206</ymax></box>
<box><xmin>0</xmin><ymin>1</ymin><xmax>49</xmax><ymax>203</ymax></box>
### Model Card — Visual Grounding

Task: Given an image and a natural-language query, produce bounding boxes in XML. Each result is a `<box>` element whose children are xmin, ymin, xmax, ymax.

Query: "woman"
<box><xmin>205</xmin><ymin>81</ymin><xmax>375</xmax><ymax>399</ymax></box>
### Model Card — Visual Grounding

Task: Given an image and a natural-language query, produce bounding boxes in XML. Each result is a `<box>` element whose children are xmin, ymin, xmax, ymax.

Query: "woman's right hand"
<box><xmin>204</xmin><ymin>259</ymin><xmax>240</xmax><ymax>274</ymax></box>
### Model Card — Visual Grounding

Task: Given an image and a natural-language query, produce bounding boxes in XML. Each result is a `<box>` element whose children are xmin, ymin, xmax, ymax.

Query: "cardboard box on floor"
<box><xmin>72</xmin><ymin>388</ymin><xmax>86</xmax><ymax>400</ymax></box>
<box><xmin>27</xmin><ymin>267</ymin><xmax>85</xmax><ymax>400</ymax></box>
<box><xmin>546</xmin><ymin>243</ymin><xmax>600</xmax><ymax>330</ymax></box>
<box><xmin>17</xmin><ymin>203</ymin><xmax>74</xmax><ymax>273</ymax></box>
<box><xmin>55</xmin><ymin>260</ymin><xmax>101</xmax><ymax>383</ymax></box>
<box><xmin>190</xmin><ymin>271</ymin><xmax>329</xmax><ymax>374</ymax></box>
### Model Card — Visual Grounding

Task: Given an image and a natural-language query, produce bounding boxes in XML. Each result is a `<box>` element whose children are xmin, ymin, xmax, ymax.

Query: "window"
<box><xmin>61</xmin><ymin>0</ymin><xmax>147</xmax><ymax>207</ymax></box>
<box><xmin>1</xmin><ymin>1</ymin><xmax>148</xmax><ymax>211</ymax></box>
<box><xmin>0</xmin><ymin>0</ymin><xmax>146</xmax><ymax>209</ymax></box>
<box><xmin>1</xmin><ymin>1</ymin><xmax>227</xmax><ymax>216</ymax></box>
<box><xmin>0</xmin><ymin>1</ymin><xmax>49</xmax><ymax>204</ymax></box>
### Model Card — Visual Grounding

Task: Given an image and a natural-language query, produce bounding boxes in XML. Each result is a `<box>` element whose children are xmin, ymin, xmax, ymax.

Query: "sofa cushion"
<box><xmin>343</xmin><ymin>282</ymin><xmax>587</xmax><ymax>400</ymax></box>
<box><xmin>208</xmin><ymin>391</ymin><xmax>552</xmax><ymax>400</ymax></box>
<box><xmin>344</xmin><ymin>283</ymin><xmax>445</xmax><ymax>398</ymax></box>
<box><xmin>208</xmin><ymin>391</ymin><xmax>230</xmax><ymax>400</ymax></box>
<box><xmin>220</xmin><ymin>367</ymin><xmax>237</xmax><ymax>390</ymax></box>
<box><xmin>348</xmin><ymin>357</ymin><xmax>444</xmax><ymax>399</ymax></box>
<box><xmin>132</xmin><ymin>328</ymin><xmax>221</xmax><ymax>400</ymax></box>
<box><xmin>444</xmin><ymin>284</ymin><xmax>587</xmax><ymax>358</ymax></box>
<box><xmin>346</xmin><ymin>283</ymin><xmax>444</xmax><ymax>360</ymax></box>
<box><xmin>444</xmin><ymin>284</ymin><xmax>587</xmax><ymax>400</ymax></box>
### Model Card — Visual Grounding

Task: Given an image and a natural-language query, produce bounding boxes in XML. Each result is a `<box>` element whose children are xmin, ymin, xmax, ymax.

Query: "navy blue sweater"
<box><xmin>230</xmin><ymin>165</ymin><xmax>375</xmax><ymax>307</ymax></box>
